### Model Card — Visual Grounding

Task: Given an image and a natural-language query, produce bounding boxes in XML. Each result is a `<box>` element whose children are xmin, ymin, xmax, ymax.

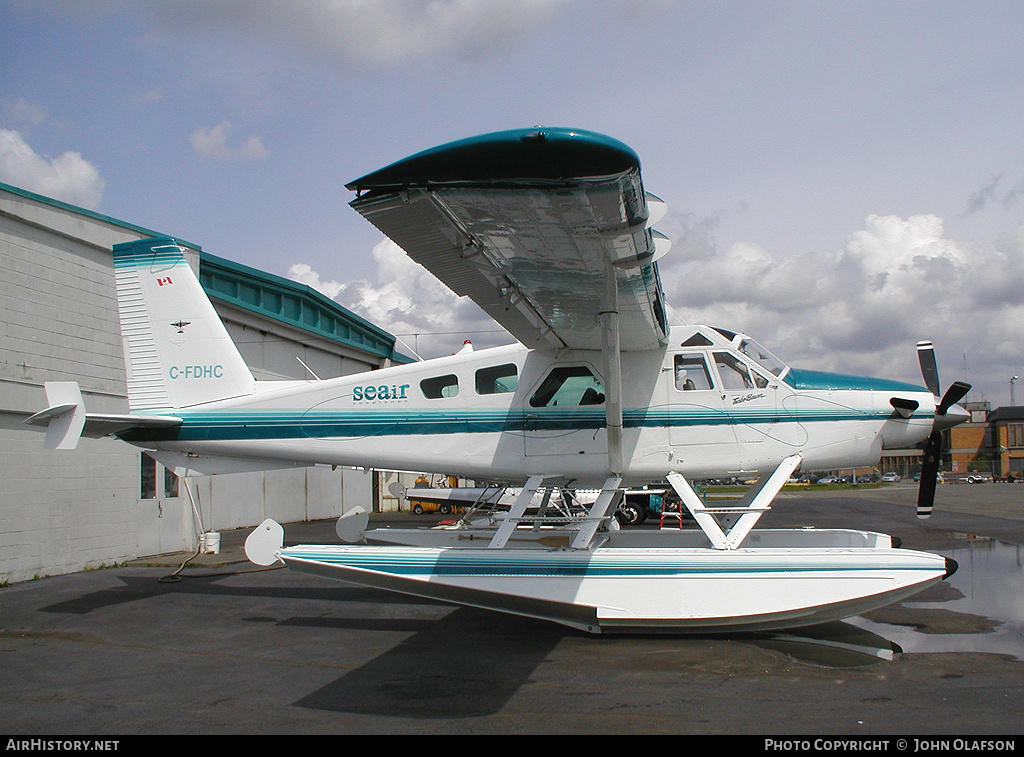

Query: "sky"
<box><xmin>2</xmin><ymin>0</ymin><xmax>1024</xmax><ymax>405</ymax></box>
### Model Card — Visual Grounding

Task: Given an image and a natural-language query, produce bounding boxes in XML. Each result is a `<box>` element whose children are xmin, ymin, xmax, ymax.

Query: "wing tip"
<box><xmin>346</xmin><ymin>127</ymin><xmax>640</xmax><ymax>192</ymax></box>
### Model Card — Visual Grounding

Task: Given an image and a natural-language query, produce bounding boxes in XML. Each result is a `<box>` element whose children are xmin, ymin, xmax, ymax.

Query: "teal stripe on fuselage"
<box><xmin>118</xmin><ymin>404</ymin><xmax>915</xmax><ymax>443</ymax></box>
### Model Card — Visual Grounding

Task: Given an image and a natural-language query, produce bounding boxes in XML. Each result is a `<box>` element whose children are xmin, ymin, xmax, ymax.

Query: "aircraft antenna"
<box><xmin>393</xmin><ymin>335</ymin><xmax>425</xmax><ymax>362</ymax></box>
<box><xmin>296</xmin><ymin>357</ymin><xmax>322</xmax><ymax>381</ymax></box>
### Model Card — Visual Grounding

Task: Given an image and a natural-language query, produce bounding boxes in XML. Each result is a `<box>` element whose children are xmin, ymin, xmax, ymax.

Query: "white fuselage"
<box><xmin>125</xmin><ymin>325</ymin><xmax>938</xmax><ymax>486</ymax></box>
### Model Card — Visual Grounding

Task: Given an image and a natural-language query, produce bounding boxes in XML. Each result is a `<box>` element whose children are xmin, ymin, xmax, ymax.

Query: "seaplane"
<box><xmin>27</xmin><ymin>127</ymin><xmax>972</xmax><ymax>634</ymax></box>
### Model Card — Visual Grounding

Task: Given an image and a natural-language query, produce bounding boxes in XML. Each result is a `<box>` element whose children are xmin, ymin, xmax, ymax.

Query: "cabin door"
<box><xmin>523</xmin><ymin>362</ymin><xmax>608</xmax><ymax>458</ymax></box>
<box><xmin>666</xmin><ymin>351</ymin><xmax>739</xmax><ymax>448</ymax></box>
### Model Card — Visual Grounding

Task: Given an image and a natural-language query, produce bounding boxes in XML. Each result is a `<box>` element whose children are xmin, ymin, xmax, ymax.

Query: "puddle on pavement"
<box><xmin>756</xmin><ymin>536</ymin><xmax>1024</xmax><ymax>667</ymax></box>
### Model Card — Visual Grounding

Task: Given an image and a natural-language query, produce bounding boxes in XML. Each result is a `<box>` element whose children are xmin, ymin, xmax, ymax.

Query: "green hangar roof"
<box><xmin>198</xmin><ymin>251</ymin><xmax>413</xmax><ymax>364</ymax></box>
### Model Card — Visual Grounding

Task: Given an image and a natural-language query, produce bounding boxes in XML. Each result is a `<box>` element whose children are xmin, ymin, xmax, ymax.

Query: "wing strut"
<box><xmin>570</xmin><ymin>476</ymin><xmax>623</xmax><ymax>550</ymax></box>
<box><xmin>601</xmin><ymin>268</ymin><xmax>624</xmax><ymax>477</ymax></box>
<box><xmin>667</xmin><ymin>455</ymin><xmax>802</xmax><ymax>550</ymax></box>
<box><xmin>488</xmin><ymin>475</ymin><xmax>547</xmax><ymax>549</ymax></box>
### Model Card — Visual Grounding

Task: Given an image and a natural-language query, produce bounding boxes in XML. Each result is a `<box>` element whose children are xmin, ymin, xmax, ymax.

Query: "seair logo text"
<box><xmin>169</xmin><ymin>365</ymin><xmax>224</xmax><ymax>379</ymax></box>
<box><xmin>353</xmin><ymin>384</ymin><xmax>410</xmax><ymax>402</ymax></box>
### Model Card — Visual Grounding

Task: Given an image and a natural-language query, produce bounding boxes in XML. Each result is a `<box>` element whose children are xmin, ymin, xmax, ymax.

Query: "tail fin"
<box><xmin>112</xmin><ymin>237</ymin><xmax>256</xmax><ymax>411</ymax></box>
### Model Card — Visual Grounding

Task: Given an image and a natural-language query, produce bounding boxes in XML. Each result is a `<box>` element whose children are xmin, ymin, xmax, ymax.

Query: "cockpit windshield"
<box><xmin>737</xmin><ymin>338</ymin><xmax>788</xmax><ymax>377</ymax></box>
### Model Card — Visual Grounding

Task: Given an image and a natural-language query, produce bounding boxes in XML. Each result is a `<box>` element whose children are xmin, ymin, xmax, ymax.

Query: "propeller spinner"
<box><xmin>915</xmin><ymin>341</ymin><xmax>971</xmax><ymax>518</ymax></box>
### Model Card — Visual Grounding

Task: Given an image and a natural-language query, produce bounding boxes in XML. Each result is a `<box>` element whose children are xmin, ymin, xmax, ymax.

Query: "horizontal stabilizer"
<box><xmin>24</xmin><ymin>382</ymin><xmax>85</xmax><ymax>450</ymax></box>
<box><xmin>24</xmin><ymin>382</ymin><xmax>182</xmax><ymax>449</ymax></box>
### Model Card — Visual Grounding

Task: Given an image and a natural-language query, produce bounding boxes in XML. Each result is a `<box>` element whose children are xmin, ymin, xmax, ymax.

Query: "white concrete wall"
<box><xmin>0</xmin><ymin>186</ymin><xmax>381</xmax><ymax>584</ymax></box>
<box><xmin>220</xmin><ymin>306</ymin><xmax>378</xmax><ymax>382</ymax></box>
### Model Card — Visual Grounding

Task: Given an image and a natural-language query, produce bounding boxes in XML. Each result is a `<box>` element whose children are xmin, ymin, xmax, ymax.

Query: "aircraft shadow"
<box><xmin>36</xmin><ymin>569</ymin><xmax>566</xmax><ymax>718</ymax></box>
<box><xmin>293</xmin><ymin>606</ymin><xmax>565</xmax><ymax>718</ymax></box>
<box><xmin>38</xmin><ymin>570</ymin><xmax>430</xmax><ymax>615</ymax></box>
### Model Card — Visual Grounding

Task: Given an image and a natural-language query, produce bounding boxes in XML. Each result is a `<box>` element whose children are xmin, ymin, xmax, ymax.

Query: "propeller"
<box><xmin>915</xmin><ymin>341</ymin><xmax>971</xmax><ymax>518</ymax></box>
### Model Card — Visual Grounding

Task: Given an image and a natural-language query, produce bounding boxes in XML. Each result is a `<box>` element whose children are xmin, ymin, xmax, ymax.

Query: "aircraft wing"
<box><xmin>346</xmin><ymin>128</ymin><xmax>671</xmax><ymax>352</ymax></box>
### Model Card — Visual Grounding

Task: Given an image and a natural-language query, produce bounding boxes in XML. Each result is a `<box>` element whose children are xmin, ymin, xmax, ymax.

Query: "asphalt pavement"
<box><xmin>1</xmin><ymin>482</ymin><xmax>1022</xmax><ymax>736</ymax></box>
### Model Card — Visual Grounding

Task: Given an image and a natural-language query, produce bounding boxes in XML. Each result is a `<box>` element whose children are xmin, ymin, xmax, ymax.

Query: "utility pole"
<box><xmin>1012</xmin><ymin>376</ymin><xmax>1019</xmax><ymax>406</ymax></box>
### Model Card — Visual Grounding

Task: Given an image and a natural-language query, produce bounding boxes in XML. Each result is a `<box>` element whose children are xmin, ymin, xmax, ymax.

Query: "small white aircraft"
<box><xmin>28</xmin><ymin>127</ymin><xmax>970</xmax><ymax>634</ymax></box>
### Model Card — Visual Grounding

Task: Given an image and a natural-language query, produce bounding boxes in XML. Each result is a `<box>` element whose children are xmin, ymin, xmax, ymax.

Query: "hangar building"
<box><xmin>0</xmin><ymin>181</ymin><xmax>414</xmax><ymax>584</ymax></box>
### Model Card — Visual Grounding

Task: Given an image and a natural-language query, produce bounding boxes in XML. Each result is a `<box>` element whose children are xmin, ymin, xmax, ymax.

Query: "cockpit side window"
<box><xmin>529</xmin><ymin>366</ymin><xmax>604</xmax><ymax>408</ymax></box>
<box><xmin>714</xmin><ymin>353</ymin><xmax>757</xmax><ymax>391</ymax></box>
<box><xmin>673</xmin><ymin>353</ymin><xmax>714</xmax><ymax>391</ymax></box>
<box><xmin>749</xmin><ymin>367</ymin><xmax>770</xmax><ymax>389</ymax></box>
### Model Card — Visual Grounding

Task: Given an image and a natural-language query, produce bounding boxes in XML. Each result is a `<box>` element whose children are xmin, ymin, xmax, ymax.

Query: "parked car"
<box><xmin>856</xmin><ymin>474</ymin><xmax>879</xmax><ymax>484</ymax></box>
<box><xmin>880</xmin><ymin>472</ymin><xmax>901</xmax><ymax>483</ymax></box>
<box><xmin>817</xmin><ymin>476</ymin><xmax>838</xmax><ymax>484</ymax></box>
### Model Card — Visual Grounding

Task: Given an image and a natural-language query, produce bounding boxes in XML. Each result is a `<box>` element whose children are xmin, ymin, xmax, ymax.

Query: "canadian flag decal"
<box><xmin>157</xmin><ymin>277</ymin><xmax>173</xmax><ymax>286</ymax></box>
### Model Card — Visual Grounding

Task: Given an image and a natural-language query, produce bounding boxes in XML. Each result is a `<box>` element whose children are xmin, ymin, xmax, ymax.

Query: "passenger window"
<box><xmin>529</xmin><ymin>366</ymin><xmax>604</xmax><ymax>408</ymax></box>
<box><xmin>673</xmin><ymin>354</ymin><xmax>714</xmax><ymax>391</ymax></box>
<box><xmin>475</xmin><ymin>364</ymin><xmax>519</xmax><ymax>395</ymax></box>
<box><xmin>714</xmin><ymin>353</ymin><xmax>755</xmax><ymax>391</ymax></box>
<box><xmin>421</xmin><ymin>374</ymin><xmax>459</xmax><ymax>399</ymax></box>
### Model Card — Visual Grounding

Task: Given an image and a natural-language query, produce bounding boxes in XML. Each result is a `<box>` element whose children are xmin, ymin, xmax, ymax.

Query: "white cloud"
<box><xmin>0</xmin><ymin>129</ymin><xmax>105</xmax><ymax>209</ymax></box>
<box><xmin>289</xmin><ymin>238</ymin><xmax>510</xmax><ymax>358</ymax></box>
<box><xmin>190</xmin><ymin>121</ymin><xmax>267</xmax><ymax>161</ymax></box>
<box><xmin>288</xmin><ymin>262</ymin><xmax>346</xmax><ymax>300</ymax></box>
<box><xmin>664</xmin><ymin>212</ymin><xmax>1024</xmax><ymax>402</ymax></box>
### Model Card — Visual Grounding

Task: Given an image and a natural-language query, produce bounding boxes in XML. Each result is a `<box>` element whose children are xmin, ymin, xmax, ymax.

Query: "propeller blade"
<box><xmin>914</xmin><ymin>342</ymin><xmax>971</xmax><ymax>518</ymax></box>
<box><xmin>937</xmin><ymin>380</ymin><xmax>971</xmax><ymax>415</ymax></box>
<box><xmin>917</xmin><ymin>341</ymin><xmax>941</xmax><ymax>396</ymax></box>
<box><xmin>917</xmin><ymin>432</ymin><xmax>942</xmax><ymax>518</ymax></box>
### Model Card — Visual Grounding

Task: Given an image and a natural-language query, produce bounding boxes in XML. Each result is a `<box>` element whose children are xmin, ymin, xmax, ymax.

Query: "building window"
<box><xmin>1008</xmin><ymin>424</ymin><xmax>1024</xmax><ymax>448</ymax></box>
<box><xmin>141</xmin><ymin>453</ymin><xmax>156</xmax><ymax>499</ymax></box>
<box><xmin>141</xmin><ymin>452</ymin><xmax>179</xmax><ymax>499</ymax></box>
<box><xmin>164</xmin><ymin>465</ymin><xmax>179</xmax><ymax>498</ymax></box>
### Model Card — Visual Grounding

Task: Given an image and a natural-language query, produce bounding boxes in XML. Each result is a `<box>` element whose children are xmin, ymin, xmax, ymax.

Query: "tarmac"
<box><xmin>1</xmin><ymin>481</ymin><xmax>1022</xmax><ymax>736</ymax></box>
